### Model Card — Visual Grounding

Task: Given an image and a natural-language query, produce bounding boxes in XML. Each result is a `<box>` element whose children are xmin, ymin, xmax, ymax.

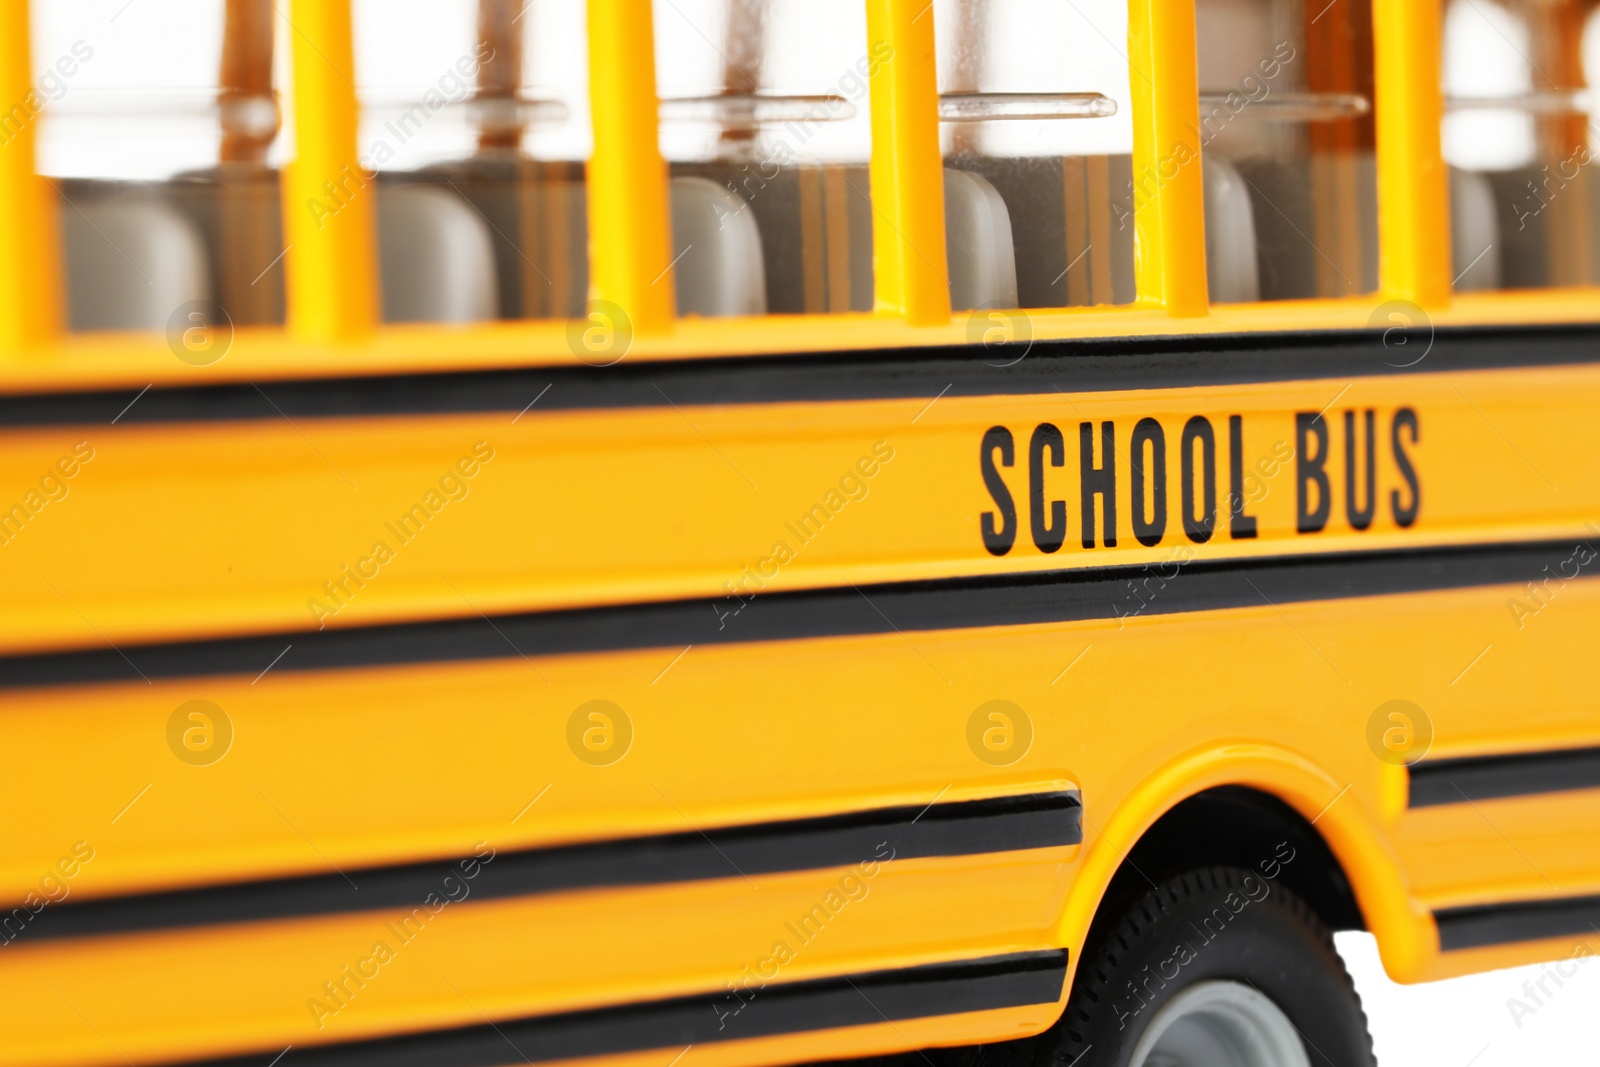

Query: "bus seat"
<box><xmin>61</xmin><ymin>192</ymin><xmax>211</xmax><ymax>332</ymax></box>
<box><xmin>672</xmin><ymin>162</ymin><xmax>874</xmax><ymax>315</ymax></box>
<box><xmin>1483</xmin><ymin>164</ymin><xmax>1597</xmax><ymax>289</ymax></box>
<box><xmin>405</xmin><ymin>159</ymin><xmax>590</xmax><ymax>320</ymax></box>
<box><xmin>669</xmin><ymin>176</ymin><xmax>768</xmax><ymax>318</ymax></box>
<box><xmin>1202</xmin><ymin>155</ymin><xmax>1261</xmax><ymax>303</ymax></box>
<box><xmin>376</xmin><ymin>185</ymin><xmax>498</xmax><ymax>324</ymax></box>
<box><xmin>1234</xmin><ymin>153</ymin><xmax>1380</xmax><ymax>299</ymax></box>
<box><xmin>944</xmin><ymin>167</ymin><xmax>1018</xmax><ymax>312</ymax></box>
<box><xmin>1449</xmin><ymin>168</ymin><xmax>1500</xmax><ymax>292</ymax></box>
<box><xmin>167</xmin><ymin>164</ymin><xmax>288</xmax><ymax>327</ymax></box>
<box><xmin>522</xmin><ymin>178</ymin><xmax>589</xmax><ymax>318</ymax></box>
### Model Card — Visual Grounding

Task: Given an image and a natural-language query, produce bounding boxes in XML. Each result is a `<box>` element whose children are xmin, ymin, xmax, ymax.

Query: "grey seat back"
<box><xmin>377</xmin><ymin>185</ymin><xmax>498</xmax><ymax>324</ymax></box>
<box><xmin>944</xmin><ymin>166</ymin><xmax>1018</xmax><ymax>311</ymax></box>
<box><xmin>62</xmin><ymin>192</ymin><xmax>211</xmax><ymax>332</ymax></box>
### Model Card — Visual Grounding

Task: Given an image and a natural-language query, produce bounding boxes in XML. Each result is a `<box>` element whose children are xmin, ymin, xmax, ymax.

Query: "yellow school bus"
<box><xmin>3</xmin><ymin>0</ymin><xmax>1600</xmax><ymax>1064</ymax></box>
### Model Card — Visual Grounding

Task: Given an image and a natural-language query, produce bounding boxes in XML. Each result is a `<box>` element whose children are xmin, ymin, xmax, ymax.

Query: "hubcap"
<box><xmin>1127</xmin><ymin>981</ymin><xmax>1312</xmax><ymax>1067</ymax></box>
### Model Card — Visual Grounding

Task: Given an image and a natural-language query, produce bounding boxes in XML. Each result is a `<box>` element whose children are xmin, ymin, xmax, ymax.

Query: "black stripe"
<box><xmin>1436</xmin><ymin>894</ymin><xmax>1600</xmax><ymax>951</ymax></box>
<box><xmin>166</xmin><ymin>949</ymin><xmax>1070</xmax><ymax>1067</ymax></box>
<box><xmin>15</xmin><ymin>792</ymin><xmax>1080</xmax><ymax>944</ymax></box>
<box><xmin>6</xmin><ymin>323</ymin><xmax>1600</xmax><ymax>427</ymax></box>
<box><xmin>0</xmin><ymin>539</ymin><xmax>1587</xmax><ymax>691</ymax></box>
<box><xmin>1410</xmin><ymin>745</ymin><xmax>1600</xmax><ymax>807</ymax></box>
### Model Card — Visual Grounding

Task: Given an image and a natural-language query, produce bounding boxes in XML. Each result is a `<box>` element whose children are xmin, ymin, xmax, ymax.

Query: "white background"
<box><xmin>1337</xmin><ymin>932</ymin><xmax>1600</xmax><ymax>1065</ymax></box>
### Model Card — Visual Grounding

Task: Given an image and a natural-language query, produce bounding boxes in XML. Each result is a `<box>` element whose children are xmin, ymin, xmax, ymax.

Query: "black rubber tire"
<box><xmin>937</xmin><ymin>866</ymin><xmax>1376</xmax><ymax>1067</ymax></box>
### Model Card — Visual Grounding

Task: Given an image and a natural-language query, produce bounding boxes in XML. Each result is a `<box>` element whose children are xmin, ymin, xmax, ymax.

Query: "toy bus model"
<box><xmin>2</xmin><ymin>0</ymin><xmax>1598</xmax><ymax>1064</ymax></box>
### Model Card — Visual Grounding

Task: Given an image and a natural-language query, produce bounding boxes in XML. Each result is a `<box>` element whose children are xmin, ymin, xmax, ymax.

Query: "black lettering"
<box><xmin>1181</xmin><ymin>416</ymin><xmax>1217</xmax><ymax>543</ymax></box>
<box><xmin>1228</xmin><ymin>415</ymin><xmax>1258</xmax><ymax>539</ymax></box>
<box><xmin>1344</xmin><ymin>408</ymin><xmax>1377</xmax><ymax>530</ymax></box>
<box><xmin>1029</xmin><ymin>423</ymin><xmax>1067</xmax><ymax>553</ymax></box>
<box><xmin>981</xmin><ymin>427</ymin><xmax>1017</xmax><ymax>555</ymax></box>
<box><xmin>1391</xmin><ymin>407</ymin><xmax>1420</xmax><ymax>527</ymax></box>
<box><xmin>1296</xmin><ymin>413</ymin><xmax>1330</xmax><ymax>533</ymax></box>
<box><xmin>1130</xmin><ymin>418</ymin><xmax>1167</xmax><ymax>547</ymax></box>
<box><xmin>1080</xmin><ymin>421</ymin><xmax>1117</xmax><ymax>548</ymax></box>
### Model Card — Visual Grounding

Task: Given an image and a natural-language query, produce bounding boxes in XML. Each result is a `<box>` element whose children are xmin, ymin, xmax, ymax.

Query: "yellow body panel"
<box><xmin>4</xmin><ymin>288</ymin><xmax>1600</xmax><ymax>393</ymax></box>
<box><xmin>4</xmin><ymin>857</ymin><xmax>1068</xmax><ymax>1067</ymax></box>
<box><xmin>0</xmin><ymin>367</ymin><xmax>1593</xmax><ymax>653</ymax></box>
<box><xmin>5</xmin><ymin>575</ymin><xmax>1600</xmax><ymax>1060</ymax></box>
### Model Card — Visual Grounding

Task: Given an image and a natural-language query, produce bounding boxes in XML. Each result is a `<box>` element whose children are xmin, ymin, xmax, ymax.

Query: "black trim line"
<box><xmin>20</xmin><ymin>792</ymin><xmax>1080</xmax><ymax>944</ymax></box>
<box><xmin>1410</xmin><ymin>744</ymin><xmax>1600</xmax><ymax>807</ymax></box>
<box><xmin>167</xmin><ymin>950</ymin><xmax>1070</xmax><ymax>1067</ymax></box>
<box><xmin>1436</xmin><ymin>894</ymin><xmax>1600</xmax><ymax>952</ymax></box>
<box><xmin>7</xmin><ymin>323</ymin><xmax>1600</xmax><ymax>428</ymax></box>
<box><xmin>0</xmin><ymin>539</ymin><xmax>1588</xmax><ymax>692</ymax></box>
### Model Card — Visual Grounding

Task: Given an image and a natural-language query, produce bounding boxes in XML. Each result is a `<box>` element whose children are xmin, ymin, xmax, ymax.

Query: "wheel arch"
<box><xmin>1098</xmin><ymin>784</ymin><xmax>1365</xmax><ymax>935</ymax></box>
<box><xmin>1052</xmin><ymin>743</ymin><xmax>1435</xmax><ymax>987</ymax></box>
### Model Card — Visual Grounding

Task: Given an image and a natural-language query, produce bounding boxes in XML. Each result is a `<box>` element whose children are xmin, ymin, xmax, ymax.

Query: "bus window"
<box><xmin>932</xmin><ymin>0</ymin><xmax>1136</xmax><ymax>312</ymax></box>
<box><xmin>1443</xmin><ymin>0</ymin><xmax>1597</xmax><ymax>292</ymax></box>
<box><xmin>655</xmin><ymin>0</ymin><xmax>874</xmax><ymax>318</ymax></box>
<box><xmin>1195</xmin><ymin>0</ymin><xmax>1378</xmax><ymax>302</ymax></box>
<box><xmin>353</xmin><ymin>0</ymin><xmax>590</xmax><ymax>323</ymax></box>
<box><xmin>33</xmin><ymin>0</ymin><xmax>289</xmax><ymax>331</ymax></box>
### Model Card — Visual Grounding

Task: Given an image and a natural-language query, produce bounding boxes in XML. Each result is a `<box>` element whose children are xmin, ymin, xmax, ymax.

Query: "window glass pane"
<box><xmin>353</xmin><ymin>0</ymin><xmax>591</xmax><ymax>323</ymax></box>
<box><xmin>1195</xmin><ymin>0</ymin><xmax>1378</xmax><ymax>302</ymax></box>
<box><xmin>32</xmin><ymin>0</ymin><xmax>289</xmax><ymax>330</ymax></box>
<box><xmin>933</xmin><ymin>0</ymin><xmax>1136</xmax><ymax>312</ymax></box>
<box><xmin>654</xmin><ymin>0</ymin><xmax>875</xmax><ymax>318</ymax></box>
<box><xmin>1443</xmin><ymin>0</ymin><xmax>1597</xmax><ymax>292</ymax></box>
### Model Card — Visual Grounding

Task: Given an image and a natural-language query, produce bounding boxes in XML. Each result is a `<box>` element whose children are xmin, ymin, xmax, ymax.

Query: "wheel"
<box><xmin>935</xmin><ymin>866</ymin><xmax>1375</xmax><ymax>1067</ymax></box>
